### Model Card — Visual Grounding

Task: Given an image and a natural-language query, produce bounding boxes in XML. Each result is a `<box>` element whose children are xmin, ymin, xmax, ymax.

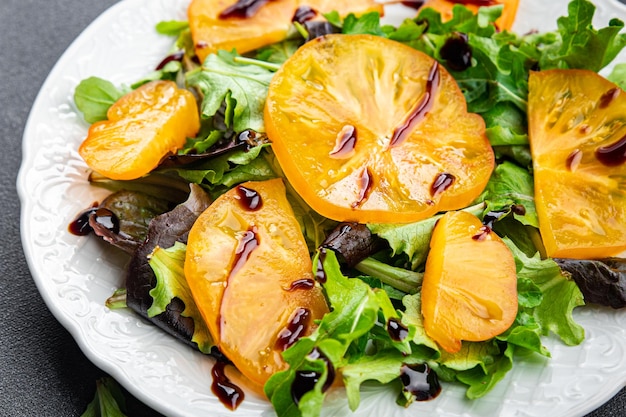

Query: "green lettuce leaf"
<box><xmin>504</xmin><ymin>239</ymin><xmax>585</xmax><ymax>345</ymax></box>
<box><xmin>73</xmin><ymin>77</ymin><xmax>129</xmax><ymax>124</ymax></box>
<box><xmin>148</xmin><ymin>242</ymin><xmax>214</xmax><ymax>353</ymax></box>
<box><xmin>608</xmin><ymin>63</ymin><xmax>626</xmax><ymax>90</ymax></box>
<box><xmin>186</xmin><ymin>50</ymin><xmax>274</xmax><ymax>132</ymax></box>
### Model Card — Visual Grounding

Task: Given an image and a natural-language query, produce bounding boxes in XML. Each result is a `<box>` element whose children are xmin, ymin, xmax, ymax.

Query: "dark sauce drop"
<box><xmin>400</xmin><ymin>1</ymin><xmax>426</xmax><ymax>9</ymax></box>
<box><xmin>219</xmin><ymin>0</ymin><xmax>275</xmax><ymax>19</ymax></box>
<box><xmin>236</xmin><ymin>185</ymin><xmax>263</xmax><ymax>211</ymax></box>
<box><xmin>599</xmin><ymin>88</ymin><xmax>620</xmax><ymax>109</ymax></box>
<box><xmin>291</xmin><ymin>347</ymin><xmax>335</xmax><ymax>405</ymax></box>
<box><xmin>351</xmin><ymin>167</ymin><xmax>374</xmax><ymax>209</ymax></box>
<box><xmin>287</xmin><ymin>278</ymin><xmax>316</xmax><ymax>291</ymax></box>
<box><xmin>390</xmin><ymin>62</ymin><xmax>440</xmax><ymax>147</ymax></box>
<box><xmin>275</xmin><ymin>308</ymin><xmax>311</xmax><ymax>351</ymax></box>
<box><xmin>400</xmin><ymin>363</ymin><xmax>441</xmax><ymax>401</ymax></box>
<box><xmin>566</xmin><ymin>149</ymin><xmax>583</xmax><ymax>171</ymax></box>
<box><xmin>595</xmin><ymin>135</ymin><xmax>626</xmax><ymax>167</ymax></box>
<box><xmin>92</xmin><ymin>208</ymin><xmax>120</xmax><ymax>235</ymax></box>
<box><xmin>387</xmin><ymin>317</ymin><xmax>409</xmax><ymax>342</ymax></box>
<box><xmin>292</xmin><ymin>5</ymin><xmax>318</xmax><ymax>23</ymax></box>
<box><xmin>329</xmin><ymin>125</ymin><xmax>357</xmax><ymax>159</ymax></box>
<box><xmin>511</xmin><ymin>204</ymin><xmax>526</xmax><ymax>216</ymax></box>
<box><xmin>211</xmin><ymin>361</ymin><xmax>245</xmax><ymax>411</ymax></box>
<box><xmin>315</xmin><ymin>249</ymin><xmax>328</xmax><ymax>284</ymax></box>
<box><xmin>430</xmin><ymin>172</ymin><xmax>455</xmax><ymax>197</ymax></box>
<box><xmin>482</xmin><ymin>208</ymin><xmax>509</xmax><ymax>229</ymax></box>
<box><xmin>68</xmin><ymin>205</ymin><xmax>98</xmax><ymax>236</ymax></box>
<box><xmin>440</xmin><ymin>32</ymin><xmax>472</xmax><ymax>72</ymax></box>
<box><xmin>472</xmin><ymin>226</ymin><xmax>492</xmax><ymax>241</ymax></box>
<box><xmin>229</xmin><ymin>227</ymin><xmax>259</xmax><ymax>280</ymax></box>
<box><xmin>304</xmin><ymin>21</ymin><xmax>341</xmax><ymax>41</ymax></box>
<box><xmin>155</xmin><ymin>50</ymin><xmax>184</xmax><ymax>70</ymax></box>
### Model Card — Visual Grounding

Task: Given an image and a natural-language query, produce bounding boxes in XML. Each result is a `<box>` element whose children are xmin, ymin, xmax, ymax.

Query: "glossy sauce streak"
<box><xmin>93</xmin><ymin>208</ymin><xmax>120</xmax><ymax>235</ymax></box>
<box><xmin>599</xmin><ymin>88</ymin><xmax>620</xmax><ymax>109</ymax></box>
<box><xmin>315</xmin><ymin>249</ymin><xmax>328</xmax><ymax>283</ymax></box>
<box><xmin>472</xmin><ymin>225</ymin><xmax>492</xmax><ymax>241</ymax></box>
<box><xmin>68</xmin><ymin>204</ymin><xmax>98</xmax><ymax>236</ymax></box>
<box><xmin>211</xmin><ymin>361</ymin><xmax>245</xmax><ymax>411</ymax></box>
<box><xmin>399</xmin><ymin>363</ymin><xmax>441</xmax><ymax>401</ymax></box>
<box><xmin>329</xmin><ymin>125</ymin><xmax>357</xmax><ymax>159</ymax></box>
<box><xmin>389</xmin><ymin>62</ymin><xmax>440</xmax><ymax>147</ymax></box>
<box><xmin>236</xmin><ymin>185</ymin><xmax>263</xmax><ymax>211</ymax></box>
<box><xmin>291</xmin><ymin>347</ymin><xmax>335</xmax><ymax>404</ymax></box>
<box><xmin>387</xmin><ymin>318</ymin><xmax>409</xmax><ymax>342</ymax></box>
<box><xmin>596</xmin><ymin>135</ymin><xmax>626</xmax><ymax>167</ymax></box>
<box><xmin>275</xmin><ymin>308</ymin><xmax>311</xmax><ymax>351</ymax></box>
<box><xmin>440</xmin><ymin>32</ymin><xmax>472</xmax><ymax>72</ymax></box>
<box><xmin>219</xmin><ymin>0</ymin><xmax>275</xmax><ymax>19</ymax></box>
<box><xmin>155</xmin><ymin>50</ymin><xmax>184</xmax><ymax>70</ymax></box>
<box><xmin>352</xmin><ymin>167</ymin><xmax>374</xmax><ymax>208</ymax></box>
<box><xmin>292</xmin><ymin>5</ymin><xmax>317</xmax><ymax>23</ymax></box>
<box><xmin>287</xmin><ymin>278</ymin><xmax>316</xmax><ymax>291</ymax></box>
<box><xmin>430</xmin><ymin>172</ymin><xmax>456</xmax><ymax>197</ymax></box>
<box><xmin>229</xmin><ymin>227</ymin><xmax>259</xmax><ymax>280</ymax></box>
<box><xmin>566</xmin><ymin>149</ymin><xmax>583</xmax><ymax>171</ymax></box>
<box><xmin>400</xmin><ymin>1</ymin><xmax>426</xmax><ymax>9</ymax></box>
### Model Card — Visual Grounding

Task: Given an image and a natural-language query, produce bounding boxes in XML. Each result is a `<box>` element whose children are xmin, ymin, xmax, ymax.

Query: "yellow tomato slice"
<box><xmin>184</xmin><ymin>178</ymin><xmax>329</xmax><ymax>388</ymax></box>
<box><xmin>264</xmin><ymin>34</ymin><xmax>493</xmax><ymax>224</ymax></box>
<box><xmin>188</xmin><ymin>0</ymin><xmax>384</xmax><ymax>63</ymax></box>
<box><xmin>420</xmin><ymin>0</ymin><xmax>519</xmax><ymax>31</ymax></box>
<box><xmin>421</xmin><ymin>210</ymin><xmax>518</xmax><ymax>353</ymax></box>
<box><xmin>528</xmin><ymin>69</ymin><xmax>626</xmax><ymax>259</ymax></box>
<box><xmin>78</xmin><ymin>80</ymin><xmax>199</xmax><ymax>180</ymax></box>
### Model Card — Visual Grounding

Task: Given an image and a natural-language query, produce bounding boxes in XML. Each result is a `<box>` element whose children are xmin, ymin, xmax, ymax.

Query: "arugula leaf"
<box><xmin>186</xmin><ymin>50</ymin><xmax>274</xmax><ymax>132</ymax></box>
<box><xmin>74</xmin><ymin>77</ymin><xmax>129</xmax><ymax>124</ymax></box>
<box><xmin>266</xmin><ymin>250</ymin><xmax>425</xmax><ymax>416</ymax></box>
<box><xmin>148</xmin><ymin>242</ymin><xmax>214</xmax><ymax>353</ymax></box>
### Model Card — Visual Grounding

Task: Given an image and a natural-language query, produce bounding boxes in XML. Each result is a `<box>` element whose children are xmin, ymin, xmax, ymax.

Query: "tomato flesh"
<box><xmin>265</xmin><ymin>34</ymin><xmax>493</xmax><ymax>224</ymax></box>
<box><xmin>78</xmin><ymin>80</ymin><xmax>199</xmax><ymax>180</ymax></box>
<box><xmin>421</xmin><ymin>210</ymin><xmax>518</xmax><ymax>353</ymax></box>
<box><xmin>529</xmin><ymin>69</ymin><xmax>626</xmax><ymax>259</ymax></box>
<box><xmin>184</xmin><ymin>179</ymin><xmax>329</xmax><ymax>388</ymax></box>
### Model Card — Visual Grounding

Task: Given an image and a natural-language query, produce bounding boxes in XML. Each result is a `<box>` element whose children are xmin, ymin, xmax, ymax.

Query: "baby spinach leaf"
<box><xmin>74</xmin><ymin>76</ymin><xmax>129</xmax><ymax>123</ymax></box>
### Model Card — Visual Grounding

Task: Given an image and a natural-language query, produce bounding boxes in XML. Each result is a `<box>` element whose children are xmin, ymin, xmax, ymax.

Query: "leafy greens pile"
<box><xmin>73</xmin><ymin>0</ymin><xmax>626</xmax><ymax>416</ymax></box>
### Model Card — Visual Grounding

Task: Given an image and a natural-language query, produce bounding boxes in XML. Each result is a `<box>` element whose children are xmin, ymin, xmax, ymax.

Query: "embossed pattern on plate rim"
<box><xmin>17</xmin><ymin>1</ymin><xmax>626</xmax><ymax>416</ymax></box>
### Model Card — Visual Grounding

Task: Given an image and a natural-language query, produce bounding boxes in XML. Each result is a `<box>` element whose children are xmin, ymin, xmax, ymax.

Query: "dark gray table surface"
<box><xmin>1</xmin><ymin>0</ymin><xmax>624</xmax><ymax>416</ymax></box>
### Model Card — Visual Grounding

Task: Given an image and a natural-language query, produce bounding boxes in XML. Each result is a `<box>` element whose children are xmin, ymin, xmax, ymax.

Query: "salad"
<box><xmin>67</xmin><ymin>0</ymin><xmax>626</xmax><ymax>416</ymax></box>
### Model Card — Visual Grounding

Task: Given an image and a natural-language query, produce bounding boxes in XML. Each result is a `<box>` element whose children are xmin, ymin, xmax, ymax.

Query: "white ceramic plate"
<box><xmin>18</xmin><ymin>1</ymin><xmax>626</xmax><ymax>416</ymax></box>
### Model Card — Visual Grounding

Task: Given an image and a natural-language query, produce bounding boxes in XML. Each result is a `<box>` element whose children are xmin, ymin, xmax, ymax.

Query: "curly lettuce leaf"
<box><xmin>505</xmin><ymin>239</ymin><xmax>585</xmax><ymax>345</ymax></box>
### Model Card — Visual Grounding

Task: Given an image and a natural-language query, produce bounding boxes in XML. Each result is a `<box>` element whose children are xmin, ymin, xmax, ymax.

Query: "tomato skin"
<box><xmin>265</xmin><ymin>34</ymin><xmax>493</xmax><ymax>224</ymax></box>
<box><xmin>184</xmin><ymin>179</ymin><xmax>329</xmax><ymax>388</ymax></box>
<box><xmin>78</xmin><ymin>80</ymin><xmax>199</xmax><ymax>181</ymax></box>
<box><xmin>528</xmin><ymin>69</ymin><xmax>626</xmax><ymax>259</ymax></box>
